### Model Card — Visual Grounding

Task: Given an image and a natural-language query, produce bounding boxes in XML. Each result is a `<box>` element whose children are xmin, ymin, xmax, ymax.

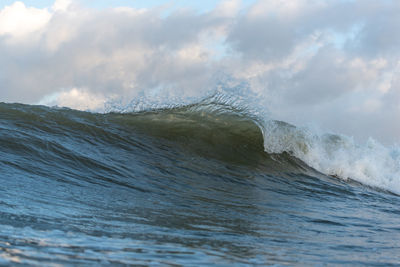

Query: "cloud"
<box><xmin>0</xmin><ymin>1</ymin><xmax>51</xmax><ymax>38</ymax></box>
<box><xmin>0</xmin><ymin>2</ymin><xmax>225</xmax><ymax>105</ymax></box>
<box><xmin>52</xmin><ymin>0</ymin><xmax>72</xmax><ymax>12</ymax></box>
<box><xmin>38</xmin><ymin>88</ymin><xmax>107</xmax><ymax>111</ymax></box>
<box><xmin>0</xmin><ymin>0</ymin><xmax>399</xmax><ymax>144</ymax></box>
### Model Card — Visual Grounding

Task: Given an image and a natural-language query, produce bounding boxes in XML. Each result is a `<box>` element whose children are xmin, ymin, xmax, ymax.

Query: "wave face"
<box><xmin>1</xmin><ymin>101</ymin><xmax>400</xmax><ymax>265</ymax></box>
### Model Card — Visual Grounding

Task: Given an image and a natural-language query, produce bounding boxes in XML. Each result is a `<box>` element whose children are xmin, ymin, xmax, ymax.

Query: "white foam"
<box><xmin>262</xmin><ymin>120</ymin><xmax>400</xmax><ymax>194</ymax></box>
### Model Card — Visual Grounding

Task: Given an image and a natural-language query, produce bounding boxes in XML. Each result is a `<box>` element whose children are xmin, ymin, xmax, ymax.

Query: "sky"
<box><xmin>0</xmin><ymin>0</ymin><xmax>226</xmax><ymax>11</ymax></box>
<box><xmin>0</xmin><ymin>0</ymin><xmax>399</xmax><ymax>145</ymax></box>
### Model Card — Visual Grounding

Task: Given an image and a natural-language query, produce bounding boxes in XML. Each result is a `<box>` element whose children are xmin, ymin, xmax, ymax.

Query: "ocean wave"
<box><xmin>1</xmin><ymin>99</ymin><xmax>399</xmax><ymax>195</ymax></box>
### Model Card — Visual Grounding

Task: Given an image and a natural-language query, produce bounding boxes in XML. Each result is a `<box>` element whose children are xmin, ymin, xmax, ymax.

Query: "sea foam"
<box><xmin>262</xmin><ymin>119</ymin><xmax>400</xmax><ymax>194</ymax></box>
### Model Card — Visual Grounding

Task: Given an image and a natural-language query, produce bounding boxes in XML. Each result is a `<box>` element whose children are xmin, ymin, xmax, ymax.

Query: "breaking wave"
<box><xmin>2</xmin><ymin>96</ymin><xmax>399</xmax><ymax>195</ymax></box>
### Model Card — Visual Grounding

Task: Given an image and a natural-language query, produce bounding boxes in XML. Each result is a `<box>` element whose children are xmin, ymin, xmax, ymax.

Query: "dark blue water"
<box><xmin>1</xmin><ymin>102</ymin><xmax>400</xmax><ymax>265</ymax></box>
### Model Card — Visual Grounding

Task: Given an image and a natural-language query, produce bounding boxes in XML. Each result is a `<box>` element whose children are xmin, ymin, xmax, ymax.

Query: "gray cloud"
<box><xmin>0</xmin><ymin>3</ymin><xmax>226</xmax><ymax>104</ymax></box>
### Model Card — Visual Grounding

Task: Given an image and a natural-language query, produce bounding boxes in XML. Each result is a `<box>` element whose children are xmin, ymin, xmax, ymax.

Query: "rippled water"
<box><xmin>1</xmin><ymin>102</ymin><xmax>400</xmax><ymax>265</ymax></box>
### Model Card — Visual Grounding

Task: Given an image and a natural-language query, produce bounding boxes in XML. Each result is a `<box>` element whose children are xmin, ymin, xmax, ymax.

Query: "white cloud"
<box><xmin>0</xmin><ymin>1</ymin><xmax>51</xmax><ymax>38</ymax></box>
<box><xmin>52</xmin><ymin>0</ymin><xmax>72</xmax><ymax>12</ymax></box>
<box><xmin>38</xmin><ymin>88</ymin><xmax>107</xmax><ymax>111</ymax></box>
